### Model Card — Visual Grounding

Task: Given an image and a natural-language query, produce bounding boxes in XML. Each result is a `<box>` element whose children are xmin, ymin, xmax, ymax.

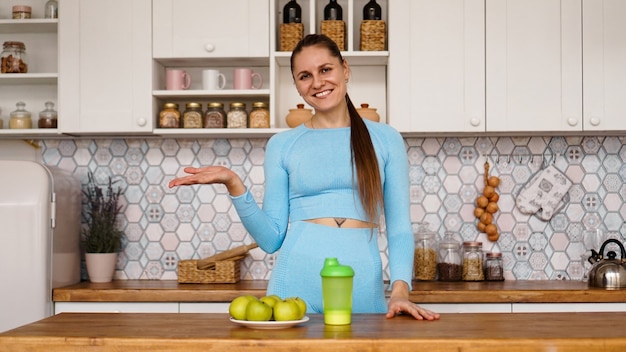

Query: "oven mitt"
<box><xmin>516</xmin><ymin>165</ymin><xmax>572</xmax><ymax>221</ymax></box>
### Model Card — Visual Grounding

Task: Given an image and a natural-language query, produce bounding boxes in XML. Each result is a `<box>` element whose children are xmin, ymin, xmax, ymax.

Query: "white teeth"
<box><xmin>314</xmin><ymin>90</ymin><xmax>331</xmax><ymax>98</ymax></box>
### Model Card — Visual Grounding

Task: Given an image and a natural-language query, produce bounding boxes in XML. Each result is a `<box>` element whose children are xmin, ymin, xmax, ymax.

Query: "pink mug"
<box><xmin>165</xmin><ymin>68</ymin><xmax>191</xmax><ymax>90</ymax></box>
<box><xmin>233</xmin><ymin>68</ymin><xmax>263</xmax><ymax>90</ymax></box>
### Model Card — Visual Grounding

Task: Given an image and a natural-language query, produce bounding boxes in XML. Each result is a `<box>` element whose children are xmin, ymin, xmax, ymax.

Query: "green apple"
<box><xmin>273</xmin><ymin>299</ymin><xmax>301</xmax><ymax>321</ymax></box>
<box><xmin>246</xmin><ymin>299</ymin><xmax>273</xmax><ymax>321</ymax></box>
<box><xmin>286</xmin><ymin>297</ymin><xmax>307</xmax><ymax>319</ymax></box>
<box><xmin>228</xmin><ymin>295</ymin><xmax>257</xmax><ymax>320</ymax></box>
<box><xmin>259</xmin><ymin>295</ymin><xmax>279</xmax><ymax>309</ymax></box>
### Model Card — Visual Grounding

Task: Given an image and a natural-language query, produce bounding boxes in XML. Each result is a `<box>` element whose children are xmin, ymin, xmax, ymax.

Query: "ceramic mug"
<box><xmin>202</xmin><ymin>69</ymin><xmax>226</xmax><ymax>90</ymax></box>
<box><xmin>165</xmin><ymin>68</ymin><xmax>191</xmax><ymax>90</ymax></box>
<box><xmin>233</xmin><ymin>68</ymin><xmax>263</xmax><ymax>90</ymax></box>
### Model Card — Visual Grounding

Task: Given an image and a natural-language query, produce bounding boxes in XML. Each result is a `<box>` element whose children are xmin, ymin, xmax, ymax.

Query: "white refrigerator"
<box><xmin>0</xmin><ymin>160</ymin><xmax>82</xmax><ymax>332</ymax></box>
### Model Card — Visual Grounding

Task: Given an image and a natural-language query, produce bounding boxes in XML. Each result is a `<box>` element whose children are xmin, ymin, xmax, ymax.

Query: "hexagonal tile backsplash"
<box><xmin>41</xmin><ymin>136</ymin><xmax>626</xmax><ymax>282</ymax></box>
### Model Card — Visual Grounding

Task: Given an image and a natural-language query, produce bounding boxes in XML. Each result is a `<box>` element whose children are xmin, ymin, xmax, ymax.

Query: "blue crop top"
<box><xmin>232</xmin><ymin>119</ymin><xmax>414</xmax><ymax>288</ymax></box>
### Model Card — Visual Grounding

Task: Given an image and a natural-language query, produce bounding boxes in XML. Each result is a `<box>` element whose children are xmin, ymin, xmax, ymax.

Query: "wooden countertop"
<box><xmin>53</xmin><ymin>279</ymin><xmax>626</xmax><ymax>303</ymax></box>
<box><xmin>2</xmin><ymin>312</ymin><xmax>626</xmax><ymax>351</ymax></box>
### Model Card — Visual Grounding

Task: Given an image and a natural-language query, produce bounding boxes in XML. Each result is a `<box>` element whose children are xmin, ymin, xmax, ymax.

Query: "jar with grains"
<box><xmin>249</xmin><ymin>102</ymin><xmax>270</xmax><ymax>128</ymax></box>
<box><xmin>182</xmin><ymin>102</ymin><xmax>203</xmax><ymax>128</ymax></box>
<box><xmin>1</xmin><ymin>41</ymin><xmax>28</xmax><ymax>73</ymax></box>
<box><xmin>159</xmin><ymin>103</ymin><xmax>180</xmax><ymax>128</ymax></box>
<box><xmin>413</xmin><ymin>223</ymin><xmax>437</xmax><ymax>281</ymax></box>
<box><xmin>227</xmin><ymin>102</ymin><xmax>248</xmax><ymax>128</ymax></box>
<box><xmin>12</xmin><ymin>5</ymin><xmax>32</xmax><ymax>19</ymax></box>
<box><xmin>437</xmin><ymin>232</ymin><xmax>462</xmax><ymax>282</ymax></box>
<box><xmin>462</xmin><ymin>241</ymin><xmax>484</xmax><ymax>281</ymax></box>
<box><xmin>484</xmin><ymin>252</ymin><xmax>504</xmax><ymax>281</ymax></box>
<box><xmin>38</xmin><ymin>101</ymin><xmax>58</xmax><ymax>128</ymax></box>
<box><xmin>9</xmin><ymin>101</ymin><xmax>32</xmax><ymax>129</ymax></box>
<box><xmin>203</xmin><ymin>102</ymin><xmax>226</xmax><ymax>128</ymax></box>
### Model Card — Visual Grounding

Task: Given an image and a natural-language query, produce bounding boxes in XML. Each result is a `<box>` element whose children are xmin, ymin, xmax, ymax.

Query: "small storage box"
<box><xmin>321</xmin><ymin>20</ymin><xmax>345</xmax><ymax>51</ymax></box>
<box><xmin>280</xmin><ymin>23</ymin><xmax>304</xmax><ymax>51</ymax></box>
<box><xmin>177</xmin><ymin>258</ymin><xmax>241</xmax><ymax>284</ymax></box>
<box><xmin>360</xmin><ymin>20</ymin><xmax>386</xmax><ymax>51</ymax></box>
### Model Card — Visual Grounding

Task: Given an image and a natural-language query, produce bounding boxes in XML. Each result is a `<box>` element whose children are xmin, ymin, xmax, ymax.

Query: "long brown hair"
<box><xmin>291</xmin><ymin>34</ymin><xmax>384</xmax><ymax>225</ymax></box>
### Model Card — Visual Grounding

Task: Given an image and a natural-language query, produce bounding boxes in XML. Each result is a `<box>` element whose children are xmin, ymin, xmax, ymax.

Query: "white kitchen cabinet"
<box><xmin>419</xmin><ymin>303</ymin><xmax>512</xmax><ymax>314</ymax></box>
<box><xmin>54</xmin><ymin>302</ymin><xmax>179</xmax><ymax>314</ymax></box>
<box><xmin>59</xmin><ymin>0</ymin><xmax>153</xmax><ymax>134</ymax></box>
<box><xmin>179</xmin><ymin>303</ymin><xmax>230</xmax><ymax>313</ymax></box>
<box><xmin>512</xmin><ymin>303</ymin><xmax>626</xmax><ymax>313</ymax></box>
<box><xmin>582</xmin><ymin>0</ymin><xmax>626</xmax><ymax>131</ymax></box>
<box><xmin>388</xmin><ymin>0</ymin><xmax>485</xmax><ymax>133</ymax></box>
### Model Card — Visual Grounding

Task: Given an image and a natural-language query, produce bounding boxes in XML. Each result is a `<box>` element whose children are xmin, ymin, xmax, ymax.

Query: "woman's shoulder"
<box><xmin>363</xmin><ymin>119</ymin><xmax>403</xmax><ymax>143</ymax></box>
<box><xmin>267</xmin><ymin>124</ymin><xmax>309</xmax><ymax>149</ymax></box>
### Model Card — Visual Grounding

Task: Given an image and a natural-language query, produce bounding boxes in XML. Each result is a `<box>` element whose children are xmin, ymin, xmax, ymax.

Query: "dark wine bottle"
<box><xmin>363</xmin><ymin>0</ymin><xmax>381</xmax><ymax>20</ymax></box>
<box><xmin>283</xmin><ymin>0</ymin><xmax>302</xmax><ymax>24</ymax></box>
<box><xmin>324</xmin><ymin>0</ymin><xmax>342</xmax><ymax>21</ymax></box>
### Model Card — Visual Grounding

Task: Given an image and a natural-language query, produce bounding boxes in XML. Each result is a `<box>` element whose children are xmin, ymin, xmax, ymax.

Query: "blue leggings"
<box><xmin>267</xmin><ymin>221</ymin><xmax>387</xmax><ymax>314</ymax></box>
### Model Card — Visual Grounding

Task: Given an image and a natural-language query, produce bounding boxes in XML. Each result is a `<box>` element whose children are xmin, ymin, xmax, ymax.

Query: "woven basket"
<box><xmin>280</xmin><ymin>23</ymin><xmax>304</xmax><ymax>51</ymax></box>
<box><xmin>321</xmin><ymin>20</ymin><xmax>345</xmax><ymax>51</ymax></box>
<box><xmin>177</xmin><ymin>258</ymin><xmax>241</xmax><ymax>284</ymax></box>
<box><xmin>360</xmin><ymin>20</ymin><xmax>386</xmax><ymax>51</ymax></box>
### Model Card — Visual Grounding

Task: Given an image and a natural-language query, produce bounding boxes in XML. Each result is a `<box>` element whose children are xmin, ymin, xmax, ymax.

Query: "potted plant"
<box><xmin>82</xmin><ymin>172</ymin><xmax>125</xmax><ymax>282</ymax></box>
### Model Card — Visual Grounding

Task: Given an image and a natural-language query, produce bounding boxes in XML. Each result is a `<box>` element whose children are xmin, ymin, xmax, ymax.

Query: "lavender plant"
<box><xmin>82</xmin><ymin>173</ymin><xmax>124</xmax><ymax>253</ymax></box>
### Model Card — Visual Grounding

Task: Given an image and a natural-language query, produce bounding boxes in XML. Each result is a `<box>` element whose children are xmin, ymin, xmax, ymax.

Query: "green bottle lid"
<box><xmin>320</xmin><ymin>257</ymin><xmax>354</xmax><ymax>277</ymax></box>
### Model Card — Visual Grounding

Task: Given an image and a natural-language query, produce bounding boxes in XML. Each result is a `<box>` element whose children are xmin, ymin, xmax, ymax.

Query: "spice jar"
<box><xmin>413</xmin><ymin>223</ymin><xmax>437</xmax><ymax>281</ymax></box>
<box><xmin>462</xmin><ymin>241</ymin><xmax>484</xmax><ymax>281</ymax></box>
<box><xmin>12</xmin><ymin>5</ymin><xmax>32</xmax><ymax>19</ymax></box>
<box><xmin>437</xmin><ymin>232</ymin><xmax>462</xmax><ymax>282</ymax></box>
<box><xmin>484</xmin><ymin>252</ymin><xmax>504</xmax><ymax>281</ymax></box>
<box><xmin>182</xmin><ymin>102</ymin><xmax>203</xmax><ymax>128</ymax></box>
<box><xmin>203</xmin><ymin>102</ymin><xmax>226</xmax><ymax>128</ymax></box>
<box><xmin>227</xmin><ymin>102</ymin><xmax>248</xmax><ymax>128</ymax></box>
<box><xmin>158</xmin><ymin>103</ymin><xmax>181</xmax><ymax>128</ymax></box>
<box><xmin>9</xmin><ymin>101</ymin><xmax>32</xmax><ymax>129</ymax></box>
<box><xmin>1</xmin><ymin>41</ymin><xmax>28</xmax><ymax>73</ymax></box>
<box><xmin>38</xmin><ymin>101</ymin><xmax>58</xmax><ymax>128</ymax></box>
<box><xmin>249</xmin><ymin>102</ymin><xmax>270</xmax><ymax>128</ymax></box>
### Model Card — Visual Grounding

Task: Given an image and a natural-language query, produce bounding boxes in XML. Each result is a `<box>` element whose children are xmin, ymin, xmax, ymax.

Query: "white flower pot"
<box><xmin>85</xmin><ymin>252</ymin><xmax>118</xmax><ymax>283</ymax></box>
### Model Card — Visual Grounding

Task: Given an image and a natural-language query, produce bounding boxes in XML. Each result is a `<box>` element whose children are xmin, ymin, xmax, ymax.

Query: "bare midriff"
<box><xmin>305</xmin><ymin>217</ymin><xmax>376</xmax><ymax>228</ymax></box>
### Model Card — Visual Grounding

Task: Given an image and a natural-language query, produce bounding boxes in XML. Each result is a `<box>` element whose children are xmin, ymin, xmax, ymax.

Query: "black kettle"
<box><xmin>587</xmin><ymin>239</ymin><xmax>626</xmax><ymax>289</ymax></box>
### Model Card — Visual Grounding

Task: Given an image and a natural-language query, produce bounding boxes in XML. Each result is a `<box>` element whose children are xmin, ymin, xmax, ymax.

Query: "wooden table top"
<box><xmin>53</xmin><ymin>279</ymin><xmax>626</xmax><ymax>304</ymax></box>
<box><xmin>2</xmin><ymin>312</ymin><xmax>626</xmax><ymax>352</ymax></box>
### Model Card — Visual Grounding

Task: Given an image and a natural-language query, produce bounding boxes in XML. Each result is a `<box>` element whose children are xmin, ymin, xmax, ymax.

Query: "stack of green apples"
<box><xmin>229</xmin><ymin>295</ymin><xmax>307</xmax><ymax>321</ymax></box>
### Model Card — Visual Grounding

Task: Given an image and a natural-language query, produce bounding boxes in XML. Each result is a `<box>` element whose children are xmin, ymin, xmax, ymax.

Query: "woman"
<box><xmin>169</xmin><ymin>34</ymin><xmax>439</xmax><ymax>321</ymax></box>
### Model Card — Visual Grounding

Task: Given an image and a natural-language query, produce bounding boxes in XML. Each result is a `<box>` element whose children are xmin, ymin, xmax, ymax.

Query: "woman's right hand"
<box><xmin>168</xmin><ymin>166</ymin><xmax>246</xmax><ymax>196</ymax></box>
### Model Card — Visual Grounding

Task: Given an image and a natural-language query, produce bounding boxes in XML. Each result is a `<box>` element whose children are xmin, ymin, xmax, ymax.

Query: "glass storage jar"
<box><xmin>182</xmin><ymin>102</ymin><xmax>203</xmax><ymax>128</ymax></box>
<box><xmin>227</xmin><ymin>102</ymin><xmax>248</xmax><ymax>128</ymax></box>
<box><xmin>462</xmin><ymin>241</ymin><xmax>484</xmax><ymax>281</ymax></box>
<box><xmin>38</xmin><ymin>101</ymin><xmax>58</xmax><ymax>128</ymax></box>
<box><xmin>9</xmin><ymin>101</ymin><xmax>32</xmax><ymax>129</ymax></box>
<box><xmin>12</xmin><ymin>5</ymin><xmax>32</xmax><ymax>19</ymax></box>
<box><xmin>203</xmin><ymin>102</ymin><xmax>226</xmax><ymax>128</ymax></box>
<box><xmin>484</xmin><ymin>252</ymin><xmax>504</xmax><ymax>281</ymax></box>
<box><xmin>437</xmin><ymin>232</ymin><xmax>462</xmax><ymax>282</ymax></box>
<box><xmin>44</xmin><ymin>0</ymin><xmax>59</xmax><ymax>19</ymax></box>
<box><xmin>158</xmin><ymin>103</ymin><xmax>180</xmax><ymax>128</ymax></box>
<box><xmin>1</xmin><ymin>41</ymin><xmax>28</xmax><ymax>73</ymax></box>
<box><xmin>249</xmin><ymin>102</ymin><xmax>270</xmax><ymax>128</ymax></box>
<box><xmin>413</xmin><ymin>223</ymin><xmax>437</xmax><ymax>281</ymax></box>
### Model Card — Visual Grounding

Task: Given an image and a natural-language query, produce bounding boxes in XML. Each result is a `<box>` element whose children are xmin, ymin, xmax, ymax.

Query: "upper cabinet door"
<box><xmin>388</xmin><ymin>0</ymin><xmax>485</xmax><ymax>133</ymax></box>
<box><xmin>153</xmin><ymin>0</ymin><xmax>269</xmax><ymax>59</ymax></box>
<box><xmin>486</xmin><ymin>0</ymin><xmax>582</xmax><ymax>132</ymax></box>
<box><xmin>583</xmin><ymin>0</ymin><xmax>626</xmax><ymax>131</ymax></box>
<box><xmin>59</xmin><ymin>0</ymin><xmax>152</xmax><ymax>133</ymax></box>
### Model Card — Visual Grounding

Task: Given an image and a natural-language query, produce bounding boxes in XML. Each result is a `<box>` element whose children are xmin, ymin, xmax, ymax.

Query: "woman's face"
<box><xmin>292</xmin><ymin>45</ymin><xmax>350</xmax><ymax>116</ymax></box>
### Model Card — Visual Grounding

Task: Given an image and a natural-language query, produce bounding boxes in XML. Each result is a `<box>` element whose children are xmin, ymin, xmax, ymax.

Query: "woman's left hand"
<box><xmin>386</xmin><ymin>280</ymin><xmax>440</xmax><ymax>320</ymax></box>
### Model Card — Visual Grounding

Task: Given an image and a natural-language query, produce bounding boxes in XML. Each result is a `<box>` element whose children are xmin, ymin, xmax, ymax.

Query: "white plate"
<box><xmin>229</xmin><ymin>316</ymin><xmax>310</xmax><ymax>329</ymax></box>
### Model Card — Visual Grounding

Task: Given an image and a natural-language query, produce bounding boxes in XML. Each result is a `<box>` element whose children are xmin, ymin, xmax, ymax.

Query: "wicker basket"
<box><xmin>360</xmin><ymin>20</ymin><xmax>386</xmax><ymax>51</ymax></box>
<box><xmin>321</xmin><ymin>20</ymin><xmax>345</xmax><ymax>51</ymax></box>
<box><xmin>177</xmin><ymin>258</ymin><xmax>241</xmax><ymax>284</ymax></box>
<box><xmin>280</xmin><ymin>23</ymin><xmax>304</xmax><ymax>51</ymax></box>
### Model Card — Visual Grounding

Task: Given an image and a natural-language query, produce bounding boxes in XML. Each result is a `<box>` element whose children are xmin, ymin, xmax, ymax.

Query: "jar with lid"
<box><xmin>158</xmin><ymin>103</ymin><xmax>180</xmax><ymax>128</ymax></box>
<box><xmin>227</xmin><ymin>102</ymin><xmax>248</xmax><ymax>128</ymax></box>
<box><xmin>44</xmin><ymin>0</ymin><xmax>59</xmax><ymax>19</ymax></box>
<box><xmin>484</xmin><ymin>252</ymin><xmax>504</xmax><ymax>281</ymax></box>
<box><xmin>12</xmin><ymin>5</ymin><xmax>32</xmax><ymax>19</ymax></box>
<box><xmin>203</xmin><ymin>102</ymin><xmax>226</xmax><ymax>128</ymax></box>
<box><xmin>182</xmin><ymin>102</ymin><xmax>203</xmax><ymax>128</ymax></box>
<box><xmin>9</xmin><ymin>101</ymin><xmax>32</xmax><ymax>129</ymax></box>
<box><xmin>249</xmin><ymin>102</ymin><xmax>270</xmax><ymax>128</ymax></box>
<box><xmin>38</xmin><ymin>101</ymin><xmax>58</xmax><ymax>128</ymax></box>
<box><xmin>413</xmin><ymin>223</ymin><xmax>437</xmax><ymax>281</ymax></box>
<box><xmin>437</xmin><ymin>232</ymin><xmax>462</xmax><ymax>282</ymax></box>
<box><xmin>462</xmin><ymin>241</ymin><xmax>484</xmax><ymax>281</ymax></box>
<box><xmin>1</xmin><ymin>41</ymin><xmax>28</xmax><ymax>73</ymax></box>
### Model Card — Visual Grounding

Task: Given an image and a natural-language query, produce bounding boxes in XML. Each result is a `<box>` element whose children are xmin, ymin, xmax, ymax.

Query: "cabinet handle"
<box><xmin>204</xmin><ymin>43</ymin><xmax>216</xmax><ymax>53</ymax></box>
<box><xmin>470</xmin><ymin>117</ymin><xmax>481</xmax><ymax>127</ymax></box>
<box><xmin>567</xmin><ymin>117</ymin><xmax>578</xmax><ymax>127</ymax></box>
<box><xmin>137</xmin><ymin>118</ymin><xmax>147</xmax><ymax>127</ymax></box>
<box><xmin>589</xmin><ymin>117</ymin><xmax>601</xmax><ymax>126</ymax></box>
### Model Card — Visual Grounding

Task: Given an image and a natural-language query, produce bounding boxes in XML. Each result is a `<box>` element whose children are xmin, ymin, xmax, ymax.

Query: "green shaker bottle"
<box><xmin>320</xmin><ymin>257</ymin><xmax>354</xmax><ymax>325</ymax></box>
